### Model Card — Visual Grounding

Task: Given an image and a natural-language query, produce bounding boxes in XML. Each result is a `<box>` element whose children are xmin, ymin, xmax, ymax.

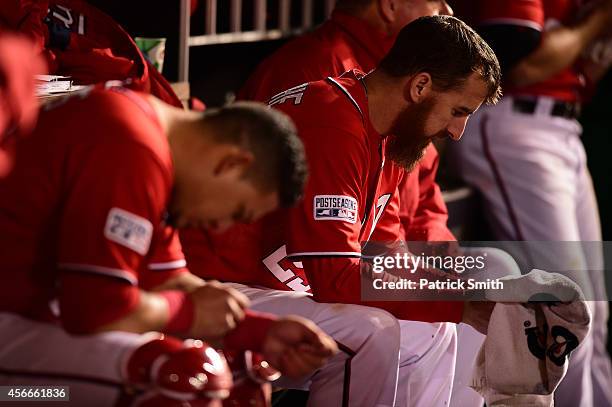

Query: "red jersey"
<box><xmin>456</xmin><ymin>0</ymin><xmax>585</xmax><ymax>102</ymax></box>
<box><xmin>0</xmin><ymin>0</ymin><xmax>181</xmax><ymax>107</ymax></box>
<box><xmin>182</xmin><ymin>71</ymin><xmax>462</xmax><ymax>322</ymax></box>
<box><xmin>0</xmin><ymin>88</ymin><xmax>186</xmax><ymax>324</ymax></box>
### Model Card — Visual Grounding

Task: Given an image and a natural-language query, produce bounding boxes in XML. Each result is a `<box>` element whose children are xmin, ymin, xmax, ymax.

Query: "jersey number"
<box><xmin>368</xmin><ymin>193</ymin><xmax>392</xmax><ymax>239</ymax></box>
<box><xmin>262</xmin><ymin>245</ymin><xmax>310</xmax><ymax>292</ymax></box>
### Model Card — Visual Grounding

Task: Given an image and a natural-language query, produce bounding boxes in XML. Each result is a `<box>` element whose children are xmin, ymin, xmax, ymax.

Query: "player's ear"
<box><xmin>405</xmin><ymin>73</ymin><xmax>432</xmax><ymax>103</ymax></box>
<box><xmin>377</xmin><ymin>0</ymin><xmax>396</xmax><ymax>24</ymax></box>
<box><xmin>213</xmin><ymin>147</ymin><xmax>254</xmax><ymax>178</ymax></box>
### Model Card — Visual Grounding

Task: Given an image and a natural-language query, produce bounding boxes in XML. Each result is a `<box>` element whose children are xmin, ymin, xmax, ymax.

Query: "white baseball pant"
<box><xmin>449</xmin><ymin>246</ymin><xmax>523</xmax><ymax>407</ymax></box>
<box><xmin>224</xmin><ymin>283</ymin><xmax>457</xmax><ymax>407</ymax></box>
<box><xmin>447</xmin><ymin>96</ymin><xmax>612</xmax><ymax>407</ymax></box>
<box><xmin>0</xmin><ymin>312</ymin><xmax>148</xmax><ymax>407</ymax></box>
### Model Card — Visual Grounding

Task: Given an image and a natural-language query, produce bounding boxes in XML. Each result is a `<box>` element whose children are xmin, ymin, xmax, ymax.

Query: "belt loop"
<box><xmin>502</xmin><ymin>97</ymin><xmax>515</xmax><ymax>114</ymax></box>
<box><xmin>535</xmin><ymin>97</ymin><xmax>554</xmax><ymax>116</ymax></box>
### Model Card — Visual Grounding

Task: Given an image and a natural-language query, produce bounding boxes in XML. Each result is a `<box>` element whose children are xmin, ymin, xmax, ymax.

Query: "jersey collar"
<box><xmin>332</xmin><ymin>70</ymin><xmax>385</xmax><ymax>143</ymax></box>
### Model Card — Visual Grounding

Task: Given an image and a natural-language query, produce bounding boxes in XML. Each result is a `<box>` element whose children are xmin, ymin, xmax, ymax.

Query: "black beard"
<box><xmin>385</xmin><ymin>97</ymin><xmax>436</xmax><ymax>171</ymax></box>
<box><xmin>386</xmin><ymin>135</ymin><xmax>430</xmax><ymax>172</ymax></box>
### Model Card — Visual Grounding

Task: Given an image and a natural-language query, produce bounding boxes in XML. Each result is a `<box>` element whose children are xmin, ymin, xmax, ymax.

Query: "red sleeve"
<box><xmin>59</xmin><ymin>272</ymin><xmax>140</xmax><ymax>334</ymax></box>
<box><xmin>474</xmin><ymin>0</ymin><xmax>545</xmax><ymax>30</ymax></box>
<box><xmin>302</xmin><ymin>257</ymin><xmax>464</xmax><ymax>322</ymax></box>
<box><xmin>285</xmin><ymin>125</ymin><xmax>367</xmax><ymax>258</ymax></box>
<box><xmin>223</xmin><ymin>310</ymin><xmax>277</xmax><ymax>352</ymax></box>
<box><xmin>403</xmin><ymin>145</ymin><xmax>456</xmax><ymax>242</ymax></box>
<box><xmin>141</xmin><ymin>225</ymin><xmax>189</xmax><ymax>290</ymax></box>
<box><xmin>56</xmin><ymin>124</ymin><xmax>170</xmax><ymax>330</ymax></box>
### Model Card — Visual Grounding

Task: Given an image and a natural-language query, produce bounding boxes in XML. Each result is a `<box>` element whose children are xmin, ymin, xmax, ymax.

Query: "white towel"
<box><xmin>484</xmin><ymin>268</ymin><xmax>585</xmax><ymax>303</ymax></box>
<box><xmin>470</xmin><ymin>269</ymin><xmax>591</xmax><ymax>406</ymax></box>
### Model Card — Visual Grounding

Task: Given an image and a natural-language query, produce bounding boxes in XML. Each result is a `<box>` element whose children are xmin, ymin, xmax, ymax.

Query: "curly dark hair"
<box><xmin>379</xmin><ymin>15</ymin><xmax>502</xmax><ymax>105</ymax></box>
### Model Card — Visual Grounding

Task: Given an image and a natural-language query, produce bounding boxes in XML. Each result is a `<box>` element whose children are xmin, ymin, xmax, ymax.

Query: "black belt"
<box><xmin>512</xmin><ymin>98</ymin><xmax>581</xmax><ymax>119</ymax></box>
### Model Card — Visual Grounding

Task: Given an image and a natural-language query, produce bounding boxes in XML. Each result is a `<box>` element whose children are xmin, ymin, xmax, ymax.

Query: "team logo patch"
<box><xmin>313</xmin><ymin>195</ymin><xmax>358</xmax><ymax>224</ymax></box>
<box><xmin>104</xmin><ymin>208</ymin><xmax>153</xmax><ymax>255</ymax></box>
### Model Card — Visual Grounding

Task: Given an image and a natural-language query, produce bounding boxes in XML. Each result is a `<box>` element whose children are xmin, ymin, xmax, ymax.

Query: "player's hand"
<box><xmin>462</xmin><ymin>301</ymin><xmax>496</xmax><ymax>334</ymax></box>
<box><xmin>188</xmin><ymin>281</ymin><xmax>250</xmax><ymax>341</ymax></box>
<box><xmin>261</xmin><ymin>316</ymin><xmax>338</xmax><ymax>379</ymax></box>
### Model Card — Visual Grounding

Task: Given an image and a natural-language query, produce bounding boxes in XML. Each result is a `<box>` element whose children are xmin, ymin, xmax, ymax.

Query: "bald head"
<box><xmin>336</xmin><ymin>0</ymin><xmax>452</xmax><ymax>14</ymax></box>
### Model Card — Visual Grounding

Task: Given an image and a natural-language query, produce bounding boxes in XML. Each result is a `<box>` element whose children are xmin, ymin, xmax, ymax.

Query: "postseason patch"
<box><xmin>313</xmin><ymin>195</ymin><xmax>358</xmax><ymax>224</ymax></box>
<box><xmin>104</xmin><ymin>207</ymin><xmax>153</xmax><ymax>255</ymax></box>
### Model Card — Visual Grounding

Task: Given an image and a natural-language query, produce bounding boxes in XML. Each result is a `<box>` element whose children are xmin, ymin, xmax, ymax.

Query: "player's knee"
<box><xmin>417</xmin><ymin>322</ymin><xmax>458</xmax><ymax>373</ymax></box>
<box><xmin>353</xmin><ymin>307</ymin><xmax>401</xmax><ymax>353</ymax></box>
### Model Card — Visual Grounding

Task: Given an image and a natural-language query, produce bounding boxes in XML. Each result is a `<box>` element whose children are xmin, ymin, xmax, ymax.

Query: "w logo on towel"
<box><xmin>525</xmin><ymin>324</ymin><xmax>580</xmax><ymax>367</ymax></box>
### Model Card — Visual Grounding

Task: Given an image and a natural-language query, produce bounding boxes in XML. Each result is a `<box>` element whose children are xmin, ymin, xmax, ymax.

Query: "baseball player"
<box><xmin>0</xmin><ymin>87</ymin><xmax>337</xmax><ymax>406</ymax></box>
<box><xmin>448</xmin><ymin>1</ymin><xmax>612</xmax><ymax>406</ymax></box>
<box><xmin>240</xmin><ymin>0</ymin><xmax>456</xmax><ymax>244</ymax></box>
<box><xmin>0</xmin><ymin>31</ymin><xmax>45</xmax><ymax>177</ymax></box>
<box><xmin>181</xmin><ymin>16</ymin><xmax>503</xmax><ymax>406</ymax></box>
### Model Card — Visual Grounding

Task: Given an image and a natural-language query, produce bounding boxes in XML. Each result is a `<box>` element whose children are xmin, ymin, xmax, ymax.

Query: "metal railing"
<box><xmin>178</xmin><ymin>0</ymin><xmax>336</xmax><ymax>81</ymax></box>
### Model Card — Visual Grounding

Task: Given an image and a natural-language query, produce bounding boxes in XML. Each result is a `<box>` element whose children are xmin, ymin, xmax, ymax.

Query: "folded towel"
<box><xmin>471</xmin><ymin>269</ymin><xmax>591</xmax><ymax>406</ymax></box>
<box><xmin>484</xmin><ymin>268</ymin><xmax>586</xmax><ymax>303</ymax></box>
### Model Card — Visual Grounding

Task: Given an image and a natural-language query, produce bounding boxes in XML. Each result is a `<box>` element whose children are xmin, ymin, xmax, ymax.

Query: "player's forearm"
<box><xmin>150</xmin><ymin>270</ymin><xmax>206</xmax><ymax>293</ymax></box>
<box><xmin>94</xmin><ymin>290</ymin><xmax>174</xmax><ymax>334</ymax></box>
<box><xmin>302</xmin><ymin>257</ymin><xmax>463</xmax><ymax>322</ymax></box>
<box><xmin>508</xmin><ymin>9</ymin><xmax>611</xmax><ymax>87</ymax></box>
<box><xmin>308</xmin><ymin>256</ymin><xmax>404</xmax><ymax>306</ymax></box>
<box><xmin>405</xmin><ymin>209</ymin><xmax>453</xmax><ymax>241</ymax></box>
